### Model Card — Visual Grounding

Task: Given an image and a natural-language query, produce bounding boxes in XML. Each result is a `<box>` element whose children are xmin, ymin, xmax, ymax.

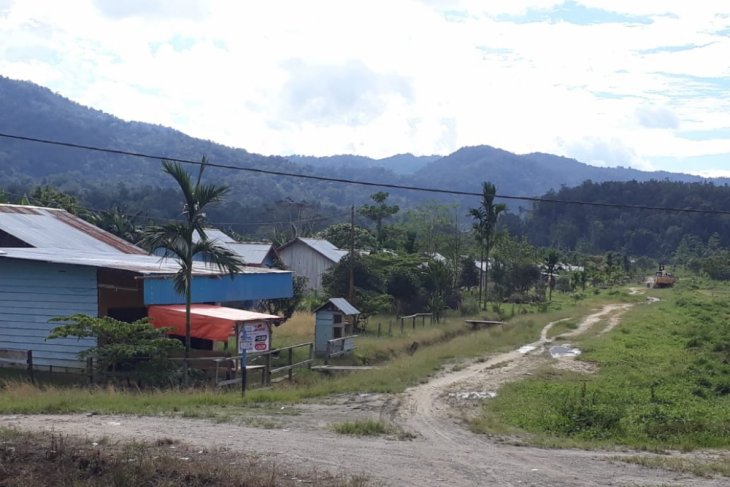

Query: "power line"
<box><xmin>2</xmin><ymin>131</ymin><xmax>730</xmax><ymax>216</ymax></box>
<box><xmin>1</xmin><ymin>188</ymin><xmax>349</xmax><ymax>228</ymax></box>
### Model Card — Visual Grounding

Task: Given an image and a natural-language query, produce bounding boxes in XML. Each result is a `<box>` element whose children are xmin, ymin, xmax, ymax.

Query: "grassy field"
<box><xmin>473</xmin><ymin>277</ymin><xmax>730</xmax><ymax>450</ymax></box>
<box><xmin>0</xmin><ymin>295</ymin><xmax>613</xmax><ymax>416</ymax></box>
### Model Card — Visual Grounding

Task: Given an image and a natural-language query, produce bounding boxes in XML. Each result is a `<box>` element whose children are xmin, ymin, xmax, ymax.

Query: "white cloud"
<box><xmin>1</xmin><ymin>0</ymin><xmax>730</xmax><ymax>173</ymax></box>
<box><xmin>635</xmin><ymin>105</ymin><xmax>680</xmax><ymax>129</ymax></box>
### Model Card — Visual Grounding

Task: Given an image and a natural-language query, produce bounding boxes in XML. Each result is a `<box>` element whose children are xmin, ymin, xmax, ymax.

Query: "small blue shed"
<box><xmin>313</xmin><ymin>298</ymin><xmax>359</xmax><ymax>357</ymax></box>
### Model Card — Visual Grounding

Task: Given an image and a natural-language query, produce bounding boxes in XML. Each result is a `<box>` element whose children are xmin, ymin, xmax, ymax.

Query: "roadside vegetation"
<box><xmin>0</xmin><ymin>293</ymin><xmax>614</xmax><ymax>415</ymax></box>
<box><xmin>474</xmin><ymin>277</ymin><xmax>730</xmax><ymax>451</ymax></box>
<box><xmin>0</xmin><ymin>428</ymin><xmax>369</xmax><ymax>487</ymax></box>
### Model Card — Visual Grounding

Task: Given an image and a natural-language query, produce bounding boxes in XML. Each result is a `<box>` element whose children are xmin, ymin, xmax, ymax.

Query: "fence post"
<box><xmin>266</xmin><ymin>352</ymin><xmax>273</xmax><ymax>385</ymax></box>
<box><xmin>288</xmin><ymin>347</ymin><xmax>294</xmax><ymax>382</ymax></box>
<box><xmin>422</xmin><ymin>315</ymin><xmax>426</xmax><ymax>327</ymax></box>
<box><xmin>388</xmin><ymin>321</ymin><xmax>392</xmax><ymax>336</ymax></box>
<box><xmin>400</xmin><ymin>319</ymin><xmax>404</xmax><ymax>334</ymax></box>
<box><xmin>241</xmin><ymin>355</ymin><xmax>248</xmax><ymax>396</ymax></box>
<box><xmin>377</xmin><ymin>323</ymin><xmax>382</xmax><ymax>337</ymax></box>
<box><xmin>26</xmin><ymin>350</ymin><xmax>34</xmax><ymax>384</ymax></box>
<box><xmin>412</xmin><ymin>316</ymin><xmax>416</xmax><ymax>329</ymax></box>
<box><xmin>87</xmin><ymin>356</ymin><xmax>94</xmax><ymax>384</ymax></box>
<box><xmin>308</xmin><ymin>343</ymin><xmax>314</xmax><ymax>368</ymax></box>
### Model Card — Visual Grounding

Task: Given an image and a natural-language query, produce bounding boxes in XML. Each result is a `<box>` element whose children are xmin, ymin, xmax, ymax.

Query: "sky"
<box><xmin>1</xmin><ymin>1</ymin><xmax>729</xmax><ymax>178</ymax></box>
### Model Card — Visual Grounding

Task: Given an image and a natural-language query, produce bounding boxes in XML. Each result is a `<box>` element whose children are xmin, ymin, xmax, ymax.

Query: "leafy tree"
<box><xmin>421</xmin><ymin>259</ymin><xmax>454</xmax><ymax>321</ymax></box>
<box><xmin>321</xmin><ymin>252</ymin><xmax>391</xmax><ymax>314</ymax></box>
<box><xmin>24</xmin><ymin>185</ymin><xmax>89</xmax><ymax>218</ymax></box>
<box><xmin>317</xmin><ymin>223</ymin><xmax>377</xmax><ymax>250</ymax></box>
<box><xmin>469</xmin><ymin>182</ymin><xmax>506</xmax><ymax>308</ymax></box>
<box><xmin>90</xmin><ymin>205</ymin><xmax>144</xmax><ymax>244</ymax></box>
<box><xmin>701</xmin><ymin>251</ymin><xmax>730</xmax><ymax>280</ymax></box>
<box><xmin>48</xmin><ymin>314</ymin><xmax>182</xmax><ymax>385</ymax></box>
<box><xmin>259</xmin><ymin>275</ymin><xmax>307</xmax><ymax>323</ymax></box>
<box><xmin>459</xmin><ymin>256</ymin><xmax>480</xmax><ymax>289</ymax></box>
<box><xmin>491</xmin><ymin>234</ymin><xmax>540</xmax><ymax>300</ymax></box>
<box><xmin>141</xmin><ymin>159</ymin><xmax>244</xmax><ymax>382</ymax></box>
<box><xmin>359</xmin><ymin>191</ymin><xmax>399</xmax><ymax>247</ymax></box>
<box><xmin>387</xmin><ymin>268</ymin><xmax>422</xmax><ymax>315</ymax></box>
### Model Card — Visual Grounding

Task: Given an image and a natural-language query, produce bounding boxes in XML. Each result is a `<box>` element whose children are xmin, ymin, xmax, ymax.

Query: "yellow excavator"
<box><xmin>653</xmin><ymin>264</ymin><xmax>676</xmax><ymax>288</ymax></box>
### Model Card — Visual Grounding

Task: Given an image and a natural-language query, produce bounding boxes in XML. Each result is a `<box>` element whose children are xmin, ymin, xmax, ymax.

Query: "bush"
<box><xmin>459</xmin><ymin>296</ymin><xmax>480</xmax><ymax>316</ymax></box>
<box><xmin>48</xmin><ymin>314</ymin><xmax>182</xmax><ymax>386</ymax></box>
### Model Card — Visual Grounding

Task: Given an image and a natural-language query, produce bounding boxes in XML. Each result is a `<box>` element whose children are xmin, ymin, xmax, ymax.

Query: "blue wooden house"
<box><xmin>0</xmin><ymin>204</ymin><xmax>293</xmax><ymax>370</ymax></box>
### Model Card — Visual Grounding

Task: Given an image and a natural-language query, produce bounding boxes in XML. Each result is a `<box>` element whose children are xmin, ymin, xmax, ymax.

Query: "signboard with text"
<box><xmin>238</xmin><ymin>322</ymin><xmax>270</xmax><ymax>353</ymax></box>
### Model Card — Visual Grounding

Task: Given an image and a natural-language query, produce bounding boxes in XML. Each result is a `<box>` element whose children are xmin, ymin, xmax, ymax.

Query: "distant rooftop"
<box><xmin>279</xmin><ymin>237</ymin><xmax>348</xmax><ymax>263</ymax></box>
<box><xmin>0</xmin><ymin>247</ymin><xmax>287</xmax><ymax>277</ymax></box>
<box><xmin>194</xmin><ymin>228</ymin><xmax>276</xmax><ymax>266</ymax></box>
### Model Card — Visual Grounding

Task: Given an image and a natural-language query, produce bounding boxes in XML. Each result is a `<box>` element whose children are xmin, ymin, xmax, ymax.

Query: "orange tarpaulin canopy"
<box><xmin>148</xmin><ymin>304</ymin><xmax>281</xmax><ymax>342</ymax></box>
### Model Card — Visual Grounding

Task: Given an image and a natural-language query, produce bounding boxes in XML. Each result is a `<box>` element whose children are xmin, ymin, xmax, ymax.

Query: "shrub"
<box><xmin>48</xmin><ymin>314</ymin><xmax>182</xmax><ymax>386</ymax></box>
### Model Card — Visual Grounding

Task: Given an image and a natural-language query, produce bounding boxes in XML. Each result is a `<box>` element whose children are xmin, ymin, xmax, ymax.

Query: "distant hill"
<box><xmin>408</xmin><ymin>146</ymin><xmax>718</xmax><ymax>201</ymax></box>
<box><xmin>288</xmin><ymin>153</ymin><xmax>439</xmax><ymax>175</ymax></box>
<box><xmin>1</xmin><ymin>75</ymin><xmax>726</xmax><ymax>223</ymax></box>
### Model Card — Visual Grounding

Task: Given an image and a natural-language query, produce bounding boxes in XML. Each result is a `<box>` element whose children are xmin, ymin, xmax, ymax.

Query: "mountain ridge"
<box><xmin>0</xmin><ymin>75</ymin><xmax>725</xmax><ymax>211</ymax></box>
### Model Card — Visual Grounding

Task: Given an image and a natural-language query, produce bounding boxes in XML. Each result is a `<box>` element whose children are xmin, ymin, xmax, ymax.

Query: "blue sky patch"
<box><xmin>497</xmin><ymin>1</ymin><xmax>653</xmax><ymax>25</ymax></box>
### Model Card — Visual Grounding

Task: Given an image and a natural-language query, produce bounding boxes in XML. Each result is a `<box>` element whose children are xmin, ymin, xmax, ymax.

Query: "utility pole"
<box><xmin>348</xmin><ymin>205</ymin><xmax>355</xmax><ymax>302</ymax></box>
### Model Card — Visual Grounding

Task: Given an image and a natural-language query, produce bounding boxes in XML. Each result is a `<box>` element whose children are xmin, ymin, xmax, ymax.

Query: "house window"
<box><xmin>333</xmin><ymin>314</ymin><xmax>342</xmax><ymax>324</ymax></box>
<box><xmin>333</xmin><ymin>326</ymin><xmax>343</xmax><ymax>339</ymax></box>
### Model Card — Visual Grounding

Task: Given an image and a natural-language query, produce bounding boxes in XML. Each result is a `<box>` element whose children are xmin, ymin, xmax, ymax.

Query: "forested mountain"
<box><xmin>288</xmin><ymin>153</ymin><xmax>439</xmax><ymax>175</ymax></box>
<box><xmin>1</xmin><ymin>75</ymin><xmax>728</xmax><ymax>249</ymax></box>
<box><xmin>410</xmin><ymin>146</ymin><xmax>717</xmax><ymax>199</ymax></box>
<box><xmin>522</xmin><ymin>180</ymin><xmax>730</xmax><ymax>260</ymax></box>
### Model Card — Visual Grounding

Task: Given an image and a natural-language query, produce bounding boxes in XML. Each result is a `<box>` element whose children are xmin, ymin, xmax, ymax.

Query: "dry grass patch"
<box><xmin>616</xmin><ymin>454</ymin><xmax>730</xmax><ymax>478</ymax></box>
<box><xmin>0</xmin><ymin>427</ymin><xmax>370</xmax><ymax>486</ymax></box>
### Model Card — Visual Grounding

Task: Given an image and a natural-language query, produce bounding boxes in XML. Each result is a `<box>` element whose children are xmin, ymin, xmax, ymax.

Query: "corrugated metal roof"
<box><xmin>314</xmin><ymin>298</ymin><xmax>360</xmax><ymax>315</ymax></box>
<box><xmin>194</xmin><ymin>228</ymin><xmax>236</xmax><ymax>244</ymax></box>
<box><xmin>225</xmin><ymin>243</ymin><xmax>274</xmax><ymax>265</ymax></box>
<box><xmin>0</xmin><ymin>204</ymin><xmax>144</xmax><ymax>254</ymax></box>
<box><xmin>0</xmin><ymin>247</ymin><xmax>288</xmax><ymax>277</ymax></box>
<box><xmin>289</xmin><ymin>238</ymin><xmax>348</xmax><ymax>263</ymax></box>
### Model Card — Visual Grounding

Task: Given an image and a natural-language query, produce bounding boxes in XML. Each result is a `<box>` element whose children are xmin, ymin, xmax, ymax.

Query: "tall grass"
<box><xmin>475</xmin><ymin>279</ymin><xmax>730</xmax><ymax>450</ymax></box>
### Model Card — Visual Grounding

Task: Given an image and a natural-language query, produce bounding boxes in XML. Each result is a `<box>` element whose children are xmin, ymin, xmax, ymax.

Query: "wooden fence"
<box><xmin>0</xmin><ymin>349</ymin><xmax>33</xmax><ymax>382</ymax></box>
<box><xmin>324</xmin><ymin>335</ymin><xmax>358</xmax><ymax>364</ymax></box>
<box><xmin>216</xmin><ymin>342</ymin><xmax>314</xmax><ymax>393</ymax></box>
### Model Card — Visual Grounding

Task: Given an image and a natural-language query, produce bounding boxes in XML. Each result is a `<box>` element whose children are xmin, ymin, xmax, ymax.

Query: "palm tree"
<box><xmin>544</xmin><ymin>249</ymin><xmax>561</xmax><ymax>301</ymax></box>
<box><xmin>469</xmin><ymin>182</ymin><xmax>506</xmax><ymax>309</ymax></box>
<box><xmin>142</xmin><ymin>159</ymin><xmax>244</xmax><ymax>383</ymax></box>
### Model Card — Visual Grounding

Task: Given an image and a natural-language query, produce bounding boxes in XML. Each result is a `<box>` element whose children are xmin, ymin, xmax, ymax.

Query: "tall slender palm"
<box><xmin>142</xmin><ymin>159</ymin><xmax>244</xmax><ymax>381</ymax></box>
<box><xmin>469</xmin><ymin>182</ymin><xmax>506</xmax><ymax>309</ymax></box>
<box><xmin>543</xmin><ymin>249</ymin><xmax>561</xmax><ymax>301</ymax></box>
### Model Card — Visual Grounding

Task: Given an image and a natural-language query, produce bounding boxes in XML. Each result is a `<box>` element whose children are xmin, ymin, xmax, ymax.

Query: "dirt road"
<box><xmin>2</xmin><ymin>303</ymin><xmax>726</xmax><ymax>486</ymax></box>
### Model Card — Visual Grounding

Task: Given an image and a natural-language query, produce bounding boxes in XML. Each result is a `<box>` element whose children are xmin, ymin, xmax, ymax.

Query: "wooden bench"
<box><xmin>0</xmin><ymin>349</ymin><xmax>34</xmax><ymax>382</ymax></box>
<box><xmin>464</xmin><ymin>320</ymin><xmax>505</xmax><ymax>330</ymax></box>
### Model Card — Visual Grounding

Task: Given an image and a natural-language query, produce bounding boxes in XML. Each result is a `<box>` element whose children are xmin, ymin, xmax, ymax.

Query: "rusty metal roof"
<box><xmin>0</xmin><ymin>204</ymin><xmax>145</xmax><ymax>254</ymax></box>
<box><xmin>0</xmin><ymin>247</ymin><xmax>288</xmax><ymax>277</ymax></box>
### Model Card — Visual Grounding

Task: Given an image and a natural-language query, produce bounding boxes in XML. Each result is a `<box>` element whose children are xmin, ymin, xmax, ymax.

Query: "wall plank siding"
<box><xmin>0</xmin><ymin>259</ymin><xmax>97</xmax><ymax>369</ymax></box>
<box><xmin>278</xmin><ymin>243</ymin><xmax>337</xmax><ymax>292</ymax></box>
